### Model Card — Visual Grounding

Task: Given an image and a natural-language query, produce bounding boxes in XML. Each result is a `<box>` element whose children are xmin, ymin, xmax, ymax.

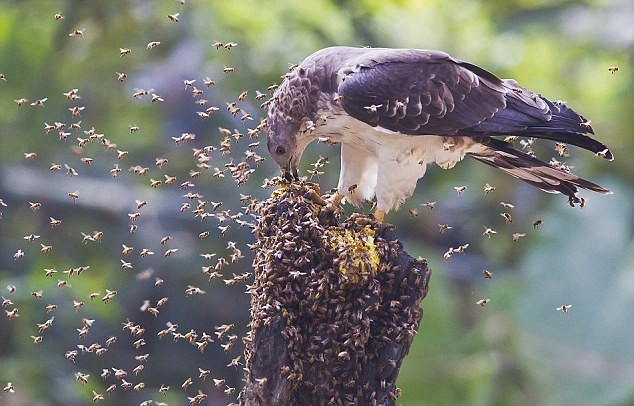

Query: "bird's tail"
<box><xmin>468</xmin><ymin>98</ymin><xmax>614</xmax><ymax>161</ymax></box>
<box><xmin>467</xmin><ymin>138</ymin><xmax>611</xmax><ymax>205</ymax></box>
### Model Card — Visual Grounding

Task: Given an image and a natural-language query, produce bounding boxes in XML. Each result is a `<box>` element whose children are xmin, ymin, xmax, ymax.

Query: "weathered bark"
<box><xmin>241</xmin><ymin>182</ymin><xmax>431</xmax><ymax>406</ymax></box>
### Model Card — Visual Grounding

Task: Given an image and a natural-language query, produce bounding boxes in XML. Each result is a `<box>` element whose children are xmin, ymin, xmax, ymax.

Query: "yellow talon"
<box><xmin>373</xmin><ymin>209</ymin><xmax>385</xmax><ymax>222</ymax></box>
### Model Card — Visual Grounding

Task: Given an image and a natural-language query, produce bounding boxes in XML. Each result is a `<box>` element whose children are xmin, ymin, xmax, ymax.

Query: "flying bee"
<box><xmin>168</xmin><ymin>13</ymin><xmax>179</xmax><ymax>21</ymax></box>
<box><xmin>121</xmin><ymin>245</ymin><xmax>134</xmax><ymax>255</ymax></box>
<box><xmin>120</xmin><ymin>260</ymin><xmax>133</xmax><ymax>270</ymax></box>
<box><xmin>421</xmin><ymin>201</ymin><xmax>436</xmax><ymax>210</ymax></box>
<box><xmin>116</xmin><ymin>72</ymin><xmax>127</xmax><ymax>82</ymax></box>
<box><xmin>75</xmin><ymin>372</ymin><xmax>89</xmax><ymax>385</ymax></box>
<box><xmin>30</xmin><ymin>98</ymin><xmax>48</xmax><ymax>107</ymax></box>
<box><xmin>223</xmin><ymin>66</ymin><xmax>234</xmax><ymax>73</ymax></box>
<box><xmin>146</xmin><ymin>41</ymin><xmax>161</xmax><ymax>49</ymax></box>
<box><xmin>160</xmin><ymin>235</ymin><xmax>172</xmax><ymax>245</ymax></box>
<box><xmin>555</xmin><ymin>143</ymin><xmax>569</xmax><ymax>157</ymax></box>
<box><xmin>227</xmin><ymin>356</ymin><xmax>241</xmax><ymax>368</ymax></box>
<box><xmin>69</xmin><ymin>105</ymin><xmax>84</xmax><ymax>117</ymax></box>
<box><xmin>69</xmin><ymin>29</ymin><xmax>85</xmax><ymax>37</ymax></box>
<box><xmin>533</xmin><ymin>219</ymin><xmax>543</xmax><ymax>229</ymax></box>
<box><xmin>151</xmin><ymin>93</ymin><xmax>164</xmax><ymax>103</ymax></box>
<box><xmin>63</xmin><ymin>89</ymin><xmax>80</xmax><ymax>100</ymax></box>
<box><xmin>119</xmin><ymin>48</ymin><xmax>131</xmax><ymax>57</ymax></box>
<box><xmin>224</xmin><ymin>41</ymin><xmax>238</xmax><ymax>49</ymax></box>
<box><xmin>556</xmin><ymin>304</ymin><xmax>572</xmax><ymax>313</ymax></box>
<box><xmin>156</xmin><ymin>297</ymin><xmax>169</xmax><ymax>308</ymax></box>
<box><xmin>138</xmin><ymin>248</ymin><xmax>153</xmax><ymax>258</ymax></box>
<box><xmin>500</xmin><ymin>212</ymin><xmax>512</xmax><ymax>223</ymax></box>
<box><xmin>54</xmin><ymin>12</ymin><xmax>64</xmax><ymax>20</ymax></box>
<box><xmin>14</xmin><ymin>98</ymin><xmax>28</xmax><ymax>106</ymax></box>
<box><xmin>608</xmin><ymin>66</ymin><xmax>619</xmax><ymax>74</ymax></box>
<box><xmin>512</xmin><ymin>232</ymin><xmax>527</xmax><ymax>242</ymax></box>
<box><xmin>255</xmin><ymin>90</ymin><xmax>267</xmax><ymax>100</ymax></box>
<box><xmin>155</xmin><ymin>157</ymin><xmax>168</xmax><ymax>167</ymax></box>
<box><xmin>65</xmin><ymin>164</ymin><xmax>78</xmax><ymax>176</ymax></box>
<box><xmin>484</xmin><ymin>183</ymin><xmax>496</xmax><ymax>194</ymax></box>
<box><xmin>454</xmin><ymin>185</ymin><xmax>466</xmax><ymax>195</ymax></box>
<box><xmin>476</xmin><ymin>299</ymin><xmax>491</xmax><ymax>307</ymax></box>
<box><xmin>500</xmin><ymin>201</ymin><xmax>515</xmax><ymax>210</ymax></box>
<box><xmin>164</xmin><ymin>174</ymin><xmax>177</xmax><ymax>184</ymax></box>
<box><xmin>483</xmin><ymin>270</ymin><xmax>493</xmax><ymax>279</ymax></box>
<box><xmin>482</xmin><ymin>226</ymin><xmax>497</xmax><ymax>238</ymax></box>
<box><xmin>438</xmin><ymin>224</ymin><xmax>452</xmax><ymax>234</ymax></box>
<box><xmin>24</xmin><ymin>152</ymin><xmax>37</xmax><ymax>160</ymax></box>
<box><xmin>164</xmin><ymin>248</ymin><xmax>178</xmax><ymax>257</ymax></box>
<box><xmin>40</xmin><ymin>244</ymin><xmax>52</xmax><ymax>253</ymax></box>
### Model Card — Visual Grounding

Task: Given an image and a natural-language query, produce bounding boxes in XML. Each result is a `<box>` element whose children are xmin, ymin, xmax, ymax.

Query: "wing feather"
<box><xmin>338</xmin><ymin>50</ymin><xmax>507</xmax><ymax>135</ymax></box>
<box><xmin>335</xmin><ymin>48</ymin><xmax>612</xmax><ymax>160</ymax></box>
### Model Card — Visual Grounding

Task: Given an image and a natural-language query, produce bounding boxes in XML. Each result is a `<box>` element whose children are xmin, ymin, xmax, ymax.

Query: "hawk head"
<box><xmin>267</xmin><ymin>68</ymin><xmax>319</xmax><ymax>181</ymax></box>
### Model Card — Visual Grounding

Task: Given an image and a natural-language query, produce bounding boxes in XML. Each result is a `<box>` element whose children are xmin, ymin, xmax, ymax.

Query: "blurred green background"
<box><xmin>0</xmin><ymin>0</ymin><xmax>632</xmax><ymax>405</ymax></box>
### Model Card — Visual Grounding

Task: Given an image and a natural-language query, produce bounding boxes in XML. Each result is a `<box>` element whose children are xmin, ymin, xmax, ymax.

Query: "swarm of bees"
<box><xmin>0</xmin><ymin>6</ymin><xmax>278</xmax><ymax>404</ymax></box>
<box><xmin>0</xmin><ymin>3</ymin><xmax>599</xmax><ymax>405</ymax></box>
<box><xmin>242</xmin><ymin>181</ymin><xmax>431</xmax><ymax>404</ymax></box>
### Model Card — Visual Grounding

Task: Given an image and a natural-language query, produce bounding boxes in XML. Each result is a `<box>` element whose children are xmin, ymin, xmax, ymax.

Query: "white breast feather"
<box><xmin>312</xmin><ymin>114</ymin><xmax>475</xmax><ymax>213</ymax></box>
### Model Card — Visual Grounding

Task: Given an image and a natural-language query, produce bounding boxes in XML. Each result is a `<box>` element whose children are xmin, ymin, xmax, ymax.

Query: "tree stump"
<box><xmin>241</xmin><ymin>181</ymin><xmax>431</xmax><ymax>406</ymax></box>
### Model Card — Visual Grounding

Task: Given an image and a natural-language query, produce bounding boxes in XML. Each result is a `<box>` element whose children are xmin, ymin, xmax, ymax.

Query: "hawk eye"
<box><xmin>275</xmin><ymin>146</ymin><xmax>286</xmax><ymax>155</ymax></box>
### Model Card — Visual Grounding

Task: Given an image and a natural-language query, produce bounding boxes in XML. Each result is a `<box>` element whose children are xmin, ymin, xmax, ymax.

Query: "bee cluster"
<box><xmin>242</xmin><ymin>181</ymin><xmax>431</xmax><ymax>405</ymax></box>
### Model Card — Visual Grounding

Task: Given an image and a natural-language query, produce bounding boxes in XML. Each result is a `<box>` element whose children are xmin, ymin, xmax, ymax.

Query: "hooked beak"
<box><xmin>281</xmin><ymin>163</ymin><xmax>299</xmax><ymax>182</ymax></box>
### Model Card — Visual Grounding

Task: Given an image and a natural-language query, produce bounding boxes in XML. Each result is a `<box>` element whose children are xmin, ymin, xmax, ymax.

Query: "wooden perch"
<box><xmin>241</xmin><ymin>181</ymin><xmax>431</xmax><ymax>405</ymax></box>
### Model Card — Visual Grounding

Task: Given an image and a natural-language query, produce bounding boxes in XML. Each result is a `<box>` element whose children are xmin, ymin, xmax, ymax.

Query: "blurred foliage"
<box><xmin>0</xmin><ymin>0</ymin><xmax>632</xmax><ymax>405</ymax></box>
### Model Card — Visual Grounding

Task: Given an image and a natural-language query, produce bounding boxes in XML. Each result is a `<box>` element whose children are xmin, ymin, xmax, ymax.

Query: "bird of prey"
<box><xmin>266</xmin><ymin>46</ymin><xmax>613</xmax><ymax>221</ymax></box>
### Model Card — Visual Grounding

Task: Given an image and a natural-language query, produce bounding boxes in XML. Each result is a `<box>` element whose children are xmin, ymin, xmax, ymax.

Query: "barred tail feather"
<box><xmin>468</xmin><ymin>138</ymin><xmax>611</xmax><ymax>204</ymax></box>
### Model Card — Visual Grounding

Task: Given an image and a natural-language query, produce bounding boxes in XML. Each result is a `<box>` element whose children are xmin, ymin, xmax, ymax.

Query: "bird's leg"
<box><xmin>373</xmin><ymin>209</ymin><xmax>385</xmax><ymax>222</ymax></box>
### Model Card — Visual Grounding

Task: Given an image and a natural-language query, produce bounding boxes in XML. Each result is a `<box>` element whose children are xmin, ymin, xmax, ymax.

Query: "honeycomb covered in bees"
<box><xmin>242</xmin><ymin>181</ymin><xmax>431</xmax><ymax>406</ymax></box>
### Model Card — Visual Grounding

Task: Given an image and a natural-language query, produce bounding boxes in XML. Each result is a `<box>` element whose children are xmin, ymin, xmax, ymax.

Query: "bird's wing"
<box><xmin>336</xmin><ymin>49</ymin><xmax>511</xmax><ymax>135</ymax></box>
<box><xmin>336</xmin><ymin>48</ymin><xmax>612</xmax><ymax>159</ymax></box>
